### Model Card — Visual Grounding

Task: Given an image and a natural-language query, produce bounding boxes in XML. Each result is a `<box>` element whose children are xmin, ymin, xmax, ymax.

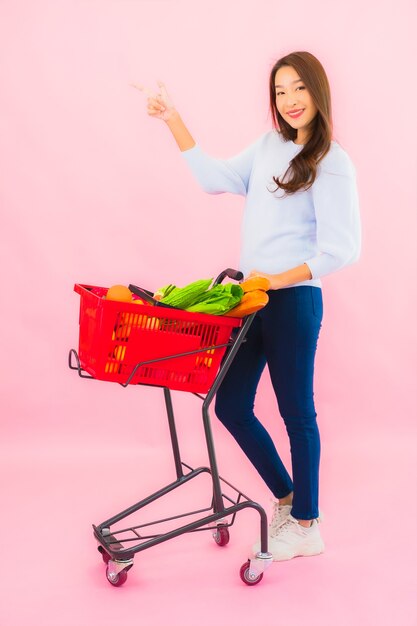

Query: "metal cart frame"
<box><xmin>69</xmin><ymin>269</ymin><xmax>273</xmax><ymax>586</ymax></box>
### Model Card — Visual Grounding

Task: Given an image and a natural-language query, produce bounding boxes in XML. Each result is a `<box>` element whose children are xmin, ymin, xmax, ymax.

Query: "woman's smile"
<box><xmin>286</xmin><ymin>109</ymin><xmax>305</xmax><ymax>119</ymax></box>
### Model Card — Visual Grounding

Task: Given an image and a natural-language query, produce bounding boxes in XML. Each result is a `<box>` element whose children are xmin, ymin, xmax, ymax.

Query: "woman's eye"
<box><xmin>276</xmin><ymin>86</ymin><xmax>305</xmax><ymax>96</ymax></box>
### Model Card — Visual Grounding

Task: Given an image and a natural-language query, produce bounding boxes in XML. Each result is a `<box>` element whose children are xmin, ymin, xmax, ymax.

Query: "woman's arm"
<box><xmin>305</xmin><ymin>152</ymin><xmax>361</xmax><ymax>278</ymax></box>
<box><xmin>247</xmin><ymin>264</ymin><xmax>313</xmax><ymax>290</ymax></box>
<box><xmin>165</xmin><ymin>111</ymin><xmax>196</xmax><ymax>152</ymax></box>
<box><xmin>135</xmin><ymin>81</ymin><xmax>259</xmax><ymax>195</ymax></box>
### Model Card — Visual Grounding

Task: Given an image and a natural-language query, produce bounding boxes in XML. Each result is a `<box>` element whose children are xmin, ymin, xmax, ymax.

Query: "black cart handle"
<box><xmin>128</xmin><ymin>285</ymin><xmax>174</xmax><ymax>308</ymax></box>
<box><xmin>214</xmin><ymin>268</ymin><xmax>243</xmax><ymax>286</ymax></box>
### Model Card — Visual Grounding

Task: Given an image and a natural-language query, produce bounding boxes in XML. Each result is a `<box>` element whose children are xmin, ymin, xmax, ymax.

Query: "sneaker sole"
<box><xmin>271</xmin><ymin>541</ymin><xmax>325</xmax><ymax>562</ymax></box>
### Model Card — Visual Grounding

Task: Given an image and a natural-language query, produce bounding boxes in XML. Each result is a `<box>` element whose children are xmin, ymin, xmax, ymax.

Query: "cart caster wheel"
<box><xmin>213</xmin><ymin>524</ymin><xmax>230</xmax><ymax>547</ymax></box>
<box><xmin>97</xmin><ymin>546</ymin><xmax>111</xmax><ymax>564</ymax></box>
<box><xmin>106</xmin><ymin>565</ymin><xmax>128</xmax><ymax>587</ymax></box>
<box><xmin>240</xmin><ymin>560</ymin><xmax>264</xmax><ymax>586</ymax></box>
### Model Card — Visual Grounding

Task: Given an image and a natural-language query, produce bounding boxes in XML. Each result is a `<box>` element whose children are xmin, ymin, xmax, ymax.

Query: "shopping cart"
<box><xmin>68</xmin><ymin>268</ymin><xmax>273</xmax><ymax>586</ymax></box>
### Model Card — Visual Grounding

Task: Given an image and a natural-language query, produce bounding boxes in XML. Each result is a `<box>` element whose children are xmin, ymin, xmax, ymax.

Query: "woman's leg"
<box><xmin>260</xmin><ymin>286</ymin><xmax>323</xmax><ymax>521</ymax></box>
<box><xmin>214</xmin><ymin>315</ymin><xmax>293</xmax><ymax>499</ymax></box>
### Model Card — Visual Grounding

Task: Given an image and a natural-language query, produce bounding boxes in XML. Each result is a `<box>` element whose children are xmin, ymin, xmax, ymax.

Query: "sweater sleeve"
<box><xmin>305</xmin><ymin>150</ymin><xmax>361</xmax><ymax>279</ymax></box>
<box><xmin>181</xmin><ymin>137</ymin><xmax>262</xmax><ymax>196</ymax></box>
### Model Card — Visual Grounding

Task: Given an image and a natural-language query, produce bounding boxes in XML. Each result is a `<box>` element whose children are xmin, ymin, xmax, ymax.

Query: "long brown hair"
<box><xmin>269</xmin><ymin>51</ymin><xmax>333</xmax><ymax>194</ymax></box>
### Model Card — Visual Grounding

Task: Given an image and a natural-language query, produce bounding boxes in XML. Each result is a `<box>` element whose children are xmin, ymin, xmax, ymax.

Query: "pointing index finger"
<box><xmin>130</xmin><ymin>83</ymin><xmax>155</xmax><ymax>97</ymax></box>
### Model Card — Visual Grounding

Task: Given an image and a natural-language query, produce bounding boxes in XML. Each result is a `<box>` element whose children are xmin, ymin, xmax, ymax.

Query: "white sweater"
<box><xmin>182</xmin><ymin>130</ymin><xmax>361</xmax><ymax>288</ymax></box>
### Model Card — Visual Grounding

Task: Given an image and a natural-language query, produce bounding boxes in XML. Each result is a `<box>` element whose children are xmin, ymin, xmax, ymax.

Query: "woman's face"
<box><xmin>274</xmin><ymin>65</ymin><xmax>318</xmax><ymax>143</ymax></box>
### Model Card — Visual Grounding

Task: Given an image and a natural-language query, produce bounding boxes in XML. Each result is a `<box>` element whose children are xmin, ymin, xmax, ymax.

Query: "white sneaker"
<box><xmin>267</xmin><ymin>514</ymin><xmax>325</xmax><ymax>561</ymax></box>
<box><xmin>252</xmin><ymin>500</ymin><xmax>292</xmax><ymax>554</ymax></box>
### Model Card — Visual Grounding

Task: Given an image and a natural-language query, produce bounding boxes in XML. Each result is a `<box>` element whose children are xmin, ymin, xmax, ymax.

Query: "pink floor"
<box><xmin>2</xmin><ymin>417</ymin><xmax>416</xmax><ymax>626</ymax></box>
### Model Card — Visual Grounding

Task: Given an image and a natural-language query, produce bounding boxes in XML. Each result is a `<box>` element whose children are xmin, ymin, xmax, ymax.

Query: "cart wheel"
<box><xmin>97</xmin><ymin>546</ymin><xmax>111</xmax><ymax>564</ymax></box>
<box><xmin>213</xmin><ymin>525</ymin><xmax>230</xmax><ymax>547</ymax></box>
<box><xmin>106</xmin><ymin>565</ymin><xmax>128</xmax><ymax>587</ymax></box>
<box><xmin>239</xmin><ymin>560</ymin><xmax>264</xmax><ymax>586</ymax></box>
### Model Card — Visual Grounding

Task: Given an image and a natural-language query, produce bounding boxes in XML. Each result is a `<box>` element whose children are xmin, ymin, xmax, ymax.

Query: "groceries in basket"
<box><xmin>102</xmin><ymin>284</ymin><xmax>146</xmax><ymax>305</ymax></box>
<box><xmin>155</xmin><ymin>275</ymin><xmax>270</xmax><ymax>317</ymax></box>
<box><xmin>101</xmin><ymin>274</ymin><xmax>270</xmax><ymax>317</ymax></box>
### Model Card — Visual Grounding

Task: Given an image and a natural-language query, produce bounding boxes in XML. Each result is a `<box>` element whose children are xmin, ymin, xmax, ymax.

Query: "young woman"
<box><xmin>136</xmin><ymin>51</ymin><xmax>361</xmax><ymax>561</ymax></box>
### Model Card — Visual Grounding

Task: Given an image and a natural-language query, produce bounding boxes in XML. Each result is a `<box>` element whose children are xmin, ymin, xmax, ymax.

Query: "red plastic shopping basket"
<box><xmin>74</xmin><ymin>284</ymin><xmax>242</xmax><ymax>393</ymax></box>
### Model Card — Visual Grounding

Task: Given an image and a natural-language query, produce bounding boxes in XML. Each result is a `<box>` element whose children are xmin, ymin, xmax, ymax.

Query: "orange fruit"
<box><xmin>106</xmin><ymin>285</ymin><xmax>133</xmax><ymax>302</ymax></box>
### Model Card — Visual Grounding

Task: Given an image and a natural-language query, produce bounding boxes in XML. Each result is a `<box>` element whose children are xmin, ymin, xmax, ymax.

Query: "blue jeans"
<box><xmin>215</xmin><ymin>286</ymin><xmax>323</xmax><ymax>520</ymax></box>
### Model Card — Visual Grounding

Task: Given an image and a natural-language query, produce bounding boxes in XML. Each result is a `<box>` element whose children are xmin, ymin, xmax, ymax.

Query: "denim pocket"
<box><xmin>311</xmin><ymin>287</ymin><xmax>323</xmax><ymax>322</ymax></box>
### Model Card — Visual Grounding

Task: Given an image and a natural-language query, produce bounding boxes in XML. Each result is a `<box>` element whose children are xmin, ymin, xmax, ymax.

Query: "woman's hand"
<box><xmin>247</xmin><ymin>270</ymin><xmax>281</xmax><ymax>290</ymax></box>
<box><xmin>131</xmin><ymin>81</ymin><xmax>177</xmax><ymax>122</ymax></box>
<box><xmin>131</xmin><ymin>80</ymin><xmax>195</xmax><ymax>151</ymax></box>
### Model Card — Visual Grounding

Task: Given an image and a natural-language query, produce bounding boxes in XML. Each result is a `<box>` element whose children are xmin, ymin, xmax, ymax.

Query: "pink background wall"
<box><xmin>1</xmin><ymin>1</ymin><xmax>416</xmax><ymax>624</ymax></box>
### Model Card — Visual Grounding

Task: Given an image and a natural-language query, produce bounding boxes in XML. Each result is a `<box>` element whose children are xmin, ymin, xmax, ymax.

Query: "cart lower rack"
<box><xmin>69</xmin><ymin>269</ymin><xmax>273</xmax><ymax>586</ymax></box>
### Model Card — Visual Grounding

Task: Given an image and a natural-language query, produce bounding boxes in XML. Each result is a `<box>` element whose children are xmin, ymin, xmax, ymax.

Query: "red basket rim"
<box><xmin>74</xmin><ymin>283</ymin><xmax>242</xmax><ymax>326</ymax></box>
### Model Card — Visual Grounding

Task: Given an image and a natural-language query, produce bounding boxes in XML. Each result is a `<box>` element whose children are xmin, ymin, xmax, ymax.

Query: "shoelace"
<box><xmin>269</xmin><ymin>501</ymin><xmax>292</xmax><ymax>533</ymax></box>
<box><xmin>273</xmin><ymin>516</ymin><xmax>301</xmax><ymax>537</ymax></box>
